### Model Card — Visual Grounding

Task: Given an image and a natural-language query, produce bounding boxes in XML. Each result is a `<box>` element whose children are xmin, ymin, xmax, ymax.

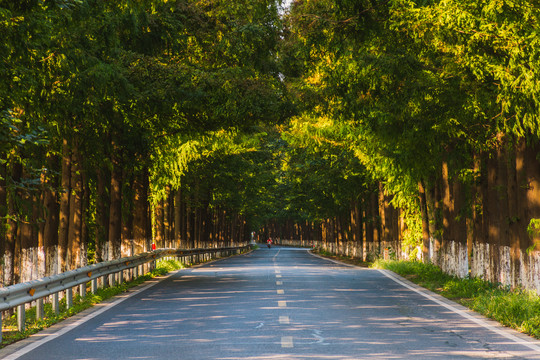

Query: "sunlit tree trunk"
<box><xmin>441</xmin><ymin>160</ymin><xmax>452</xmax><ymax>259</ymax></box>
<box><xmin>418</xmin><ymin>181</ymin><xmax>430</xmax><ymax>262</ymax></box>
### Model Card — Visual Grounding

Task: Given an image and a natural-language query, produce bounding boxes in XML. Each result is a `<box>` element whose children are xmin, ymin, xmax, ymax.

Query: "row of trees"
<box><xmin>264</xmin><ymin>0</ymin><xmax>540</xmax><ymax>290</ymax></box>
<box><xmin>3</xmin><ymin>0</ymin><xmax>540</xmax><ymax>293</ymax></box>
<box><xmin>0</xmin><ymin>0</ymin><xmax>287</xmax><ymax>286</ymax></box>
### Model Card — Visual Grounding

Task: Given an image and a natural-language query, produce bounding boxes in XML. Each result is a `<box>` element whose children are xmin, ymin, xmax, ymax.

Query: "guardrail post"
<box><xmin>118</xmin><ymin>270</ymin><xmax>123</xmax><ymax>284</ymax></box>
<box><xmin>91</xmin><ymin>278</ymin><xmax>98</xmax><ymax>294</ymax></box>
<box><xmin>52</xmin><ymin>292</ymin><xmax>59</xmax><ymax>314</ymax></box>
<box><xmin>109</xmin><ymin>273</ymin><xmax>116</xmax><ymax>287</ymax></box>
<box><xmin>17</xmin><ymin>304</ymin><xmax>25</xmax><ymax>332</ymax></box>
<box><xmin>66</xmin><ymin>287</ymin><xmax>73</xmax><ymax>309</ymax></box>
<box><xmin>36</xmin><ymin>298</ymin><xmax>44</xmax><ymax>320</ymax></box>
<box><xmin>79</xmin><ymin>283</ymin><xmax>86</xmax><ymax>299</ymax></box>
<box><xmin>1</xmin><ymin>314</ymin><xmax>3</xmax><ymax>342</ymax></box>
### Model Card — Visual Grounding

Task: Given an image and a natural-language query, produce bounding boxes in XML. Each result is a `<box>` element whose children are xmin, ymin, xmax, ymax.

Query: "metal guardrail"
<box><xmin>0</xmin><ymin>245</ymin><xmax>250</xmax><ymax>339</ymax></box>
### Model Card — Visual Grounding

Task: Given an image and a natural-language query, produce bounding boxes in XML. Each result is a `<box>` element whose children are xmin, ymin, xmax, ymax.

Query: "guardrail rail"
<box><xmin>0</xmin><ymin>245</ymin><xmax>250</xmax><ymax>341</ymax></box>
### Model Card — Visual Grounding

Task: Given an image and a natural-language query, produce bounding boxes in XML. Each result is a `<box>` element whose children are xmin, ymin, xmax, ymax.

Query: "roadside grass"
<box><xmin>373</xmin><ymin>259</ymin><xmax>540</xmax><ymax>339</ymax></box>
<box><xmin>314</xmin><ymin>249</ymin><xmax>372</xmax><ymax>267</ymax></box>
<box><xmin>1</xmin><ymin>259</ymin><xmax>184</xmax><ymax>348</ymax></box>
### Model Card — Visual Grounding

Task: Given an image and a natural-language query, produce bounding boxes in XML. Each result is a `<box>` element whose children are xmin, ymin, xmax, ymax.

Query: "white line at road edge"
<box><xmin>309</xmin><ymin>250</ymin><xmax>540</xmax><ymax>354</ymax></box>
<box><xmin>2</xmin><ymin>252</ymin><xmax>248</xmax><ymax>360</ymax></box>
<box><xmin>379</xmin><ymin>269</ymin><xmax>540</xmax><ymax>354</ymax></box>
<box><xmin>2</xmin><ymin>278</ymin><xmax>164</xmax><ymax>360</ymax></box>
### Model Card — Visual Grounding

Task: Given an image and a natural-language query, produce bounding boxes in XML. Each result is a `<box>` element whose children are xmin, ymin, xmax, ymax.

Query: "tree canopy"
<box><xmin>3</xmin><ymin>0</ymin><xmax>540</xmax><ymax>289</ymax></box>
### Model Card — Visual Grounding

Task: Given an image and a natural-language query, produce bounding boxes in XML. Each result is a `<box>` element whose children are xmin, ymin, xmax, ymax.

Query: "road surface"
<box><xmin>2</xmin><ymin>246</ymin><xmax>540</xmax><ymax>359</ymax></box>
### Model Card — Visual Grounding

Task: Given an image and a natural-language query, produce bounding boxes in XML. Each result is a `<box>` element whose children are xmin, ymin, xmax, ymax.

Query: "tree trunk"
<box><xmin>81</xmin><ymin>178</ymin><xmax>89</xmax><ymax>267</ymax></box>
<box><xmin>67</xmin><ymin>142</ymin><xmax>83</xmax><ymax>270</ymax></box>
<box><xmin>441</xmin><ymin>160</ymin><xmax>452</xmax><ymax>252</ymax></box>
<box><xmin>121</xmin><ymin>171</ymin><xmax>134</xmax><ymax>257</ymax></box>
<box><xmin>42</xmin><ymin>155</ymin><xmax>59</xmax><ymax>276</ymax></box>
<box><xmin>174</xmin><ymin>189</ymin><xmax>182</xmax><ymax>245</ymax></box>
<box><xmin>425</xmin><ymin>178</ymin><xmax>442</xmax><ymax>266</ymax></box>
<box><xmin>133</xmin><ymin>170</ymin><xmax>149</xmax><ymax>253</ymax></box>
<box><xmin>58</xmin><ymin>138</ymin><xmax>71</xmax><ymax>272</ymax></box>
<box><xmin>108</xmin><ymin>152</ymin><xmax>123</xmax><ymax>260</ymax></box>
<box><xmin>4</xmin><ymin>162</ymin><xmax>21</xmax><ymax>286</ymax></box>
<box><xmin>154</xmin><ymin>199</ymin><xmax>164</xmax><ymax>246</ymax></box>
<box><xmin>495</xmin><ymin>136</ymin><xmax>511</xmax><ymax>285</ymax></box>
<box><xmin>371</xmin><ymin>191</ymin><xmax>380</xmax><ymax>253</ymax></box>
<box><xmin>523</xmin><ymin>141</ymin><xmax>540</xmax><ymax>251</ymax></box>
<box><xmin>163</xmin><ymin>187</ymin><xmax>171</xmax><ymax>245</ymax></box>
<box><xmin>505</xmin><ymin>139</ymin><xmax>520</xmax><ymax>287</ymax></box>
<box><xmin>418</xmin><ymin>181</ymin><xmax>430</xmax><ymax>262</ymax></box>
<box><xmin>19</xmin><ymin>167</ymin><xmax>36</xmax><ymax>283</ymax></box>
<box><xmin>0</xmin><ymin>162</ymin><xmax>7</xmax><ymax>286</ymax></box>
<box><xmin>96</xmin><ymin>168</ymin><xmax>110</xmax><ymax>262</ymax></box>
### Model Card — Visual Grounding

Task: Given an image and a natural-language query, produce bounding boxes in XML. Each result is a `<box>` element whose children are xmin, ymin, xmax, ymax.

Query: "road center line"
<box><xmin>281</xmin><ymin>336</ymin><xmax>293</xmax><ymax>348</ymax></box>
<box><xmin>276</xmin><ymin>281</ymin><xmax>282</xmax><ymax>285</ymax></box>
<box><xmin>276</xmin><ymin>274</ymin><xmax>282</xmax><ymax>278</ymax></box>
<box><xmin>277</xmin><ymin>289</ymin><xmax>284</xmax><ymax>295</ymax></box>
<box><xmin>278</xmin><ymin>300</ymin><xmax>287</xmax><ymax>308</ymax></box>
<box><xmin>279</xmin><ymin>316</ymin><xmax>290</xmax><ymax>324</ymax></box>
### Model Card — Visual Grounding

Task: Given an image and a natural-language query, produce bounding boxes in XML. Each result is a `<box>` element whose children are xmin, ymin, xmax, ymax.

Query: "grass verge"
<box><xmin>1</xmin><ymin>259</ymin><xmax>184</xmax><ymax>348</ymax></box>
<box><xmin>372</xmin><ymin>259</ymin><xmax>540</xmax><ymax>339</ymax></box>
<box><xmin>312</xmin><ymin>248</ymin><xmax>372</xmax><ymax>267</ymax></box>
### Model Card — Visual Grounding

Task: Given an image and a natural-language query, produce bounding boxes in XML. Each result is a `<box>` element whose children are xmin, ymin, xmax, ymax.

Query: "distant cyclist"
<box><xmin>267</xmin><ymin>238</ymin><xmax>272</xmax><ymax>248</ymax></box>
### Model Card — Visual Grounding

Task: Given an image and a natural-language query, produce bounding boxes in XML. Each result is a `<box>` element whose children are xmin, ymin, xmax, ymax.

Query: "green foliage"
<box><xmin>527</xmin><ymin>218</ymin><xmax>540</xmax><ymax>254</ymax></box>
<box><xmin>470</xmin><ymin>288</ymin><xmax>540</xmax><ymax>339</ymax></box>
<box><xmin>279</xmin><ymin>0</ymin><xmax>540</xmax><ymax>226</ymax></box>
<box><xmin>401</xmin><ymin>214</ymin><xmax>423</xmax><ymax>259</ymax></box>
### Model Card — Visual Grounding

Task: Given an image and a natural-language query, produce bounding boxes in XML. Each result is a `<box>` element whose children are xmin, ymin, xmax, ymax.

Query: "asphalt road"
<box><xmin>3</xmin><ymin>246</ymin><xmax>540</xmax><ymax>360</ymax></box>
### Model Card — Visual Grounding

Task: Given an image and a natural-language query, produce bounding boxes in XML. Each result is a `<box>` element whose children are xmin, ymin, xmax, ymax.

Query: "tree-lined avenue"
<box><xmin>2</xmin><ymin>247</ymin><xmax>540</xmax><ymax>360</ymax></box>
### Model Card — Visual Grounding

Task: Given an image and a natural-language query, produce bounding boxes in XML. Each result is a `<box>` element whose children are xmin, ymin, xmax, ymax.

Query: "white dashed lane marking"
<box><xmin>279</xmin><ymin>316</ymin><xmax>290</xmax><ymax>325</ymax></box>
<box><xmin>281</xmin><ymin>336</ymin><xmax>293</xmax><ymax>348</ymax></box>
